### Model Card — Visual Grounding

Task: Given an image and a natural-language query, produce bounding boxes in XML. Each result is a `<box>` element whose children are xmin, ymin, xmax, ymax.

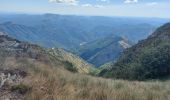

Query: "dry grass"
<box><xmin>19</xmin><ymin>60</ymin><xmax>170</xmax><ymax>100</ymax></box>
<box><xmin>2</xmin><ymin>57</ymin><xmax>170</xmax><ymax>100</ymax></box>
<box><xmin>48</xmin><ymin>48</ymin><xmax>94</xmax><ymax>74</ymax></box>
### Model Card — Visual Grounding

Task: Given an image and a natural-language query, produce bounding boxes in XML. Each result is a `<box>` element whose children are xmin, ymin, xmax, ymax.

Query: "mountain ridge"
<box><xmin>99</xmin><ymin>23</ymin><xmax>170</xmax><ymax>80</ymax></box>
<box><xmin>76</xmin><ymin>35</ymin><xmax>132</xmax><ymax>67</ymax></box>
<box><xmin>0</xmin><ymin>14</ymin><xmax>164</xmax><ymax>49</ymax></box>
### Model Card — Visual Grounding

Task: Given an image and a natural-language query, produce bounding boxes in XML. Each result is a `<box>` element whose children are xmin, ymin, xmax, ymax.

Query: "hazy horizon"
<box><xmin>1</xmin><ymin>12</ymin><xmax>170</xmax><ymax>19</ymax></box>
<box><xmin>0</xmin><ymin>0</ymin><xmax>170</xmax><ymax>18</ymax></box>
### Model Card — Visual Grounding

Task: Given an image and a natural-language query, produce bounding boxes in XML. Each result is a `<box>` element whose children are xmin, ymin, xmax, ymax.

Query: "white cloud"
<box><xmin>49</xmin><ymin>0</ymin><xmax>105</xmax><ymax>8</ymax></box>
<box><xmin>100</xmin><ymin>0</ymin><xmax>107</xmax><ymax>2</ymax></box>
<box><xmin>146</xmin><ymin>2</ymin><xmax>158</xmax><ymax>6</ymax></box>
<box><xmin>81</xmin><ymin>4</ymin><xmax>93</xmax><ymax>7</ymax></box>
<box><xmin>49</xmin><ymin>0</ymin><xmax>78</xmax><ymax>5</ymax></box>
<box><xmin>124</xmin><ymin>0</ymin><xmax>138</xmax><ymax>4</ymax></box>
<box><xmin>94</xmin><ymin>5</ymin><xmax>104</xmax><ymax>8</ymax></box>
<box><xmin>81</xmin><ymin>4</ymin><xmax>104</xmax><ymax>8</ymax></box>
<box><xmin>97</xmin><ymin>0</ymin><xmax>110</xmax><ymax>3</ymax></box>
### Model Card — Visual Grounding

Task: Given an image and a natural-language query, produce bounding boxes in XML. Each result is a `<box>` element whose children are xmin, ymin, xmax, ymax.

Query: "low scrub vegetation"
<box><xmin>63</xmin><ymin>61</ymin><xmax>77</xmax><ymax>73</ymax></box>
<box><xmin>11</xmin><ymin>84</ymin><xmax>31</xmax><ymax>95</ymax></box>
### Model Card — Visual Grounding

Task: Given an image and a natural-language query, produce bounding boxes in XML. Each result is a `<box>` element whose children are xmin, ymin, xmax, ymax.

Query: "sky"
<box><xmin>0</xmin><ymin>0</ymin><xmax>170</xmax><ymax>18</ymax></box>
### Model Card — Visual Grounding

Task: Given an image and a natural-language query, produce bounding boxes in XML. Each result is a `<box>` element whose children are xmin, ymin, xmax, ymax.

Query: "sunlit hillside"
<box><xmin>1</xmin><ymin>0</ymin><xmax>170</xmax><ymax>100</ymax></box>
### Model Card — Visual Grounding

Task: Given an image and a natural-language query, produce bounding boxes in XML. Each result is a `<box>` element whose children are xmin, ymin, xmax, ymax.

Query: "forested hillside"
<box><xmin>100</xmin><ymin>23</ymin><xmax>170</xmax><ymax>80</ymax></box>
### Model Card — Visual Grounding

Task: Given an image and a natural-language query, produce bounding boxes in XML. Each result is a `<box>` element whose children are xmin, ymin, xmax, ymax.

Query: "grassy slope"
<box><xmin>47</xmin><ymin>48</ymin><xmax>96</xmax><ymax>74</ymax></box>
<box><xmin>22</xmin><ymin>62</ymin><xmax>170</xmax><ymax>100</ymax></box>
<box><xmin>1</xmin><ymin>49</ymin><xmax>170</xmax><ymax>100</ymax></box>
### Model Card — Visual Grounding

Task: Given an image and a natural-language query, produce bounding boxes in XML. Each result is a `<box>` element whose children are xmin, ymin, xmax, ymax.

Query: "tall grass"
<box><xmin>2</xmin><ymin>57</ymin><xmax>170</xmax><ymax>100</ymax></box>
<box><xmin>22</xmin><ymin>60</ymin><xmax>170</xmax><ymax>100</ymax></box>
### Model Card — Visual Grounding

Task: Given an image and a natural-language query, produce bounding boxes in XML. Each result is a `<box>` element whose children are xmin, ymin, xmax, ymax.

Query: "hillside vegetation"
<box><xmin>100</xmin><ymin>23</ymin><xmax>170</xmax><ymax>80</ymax></box>
<box><xmin>48</xmin><ymin>48</ymin><xmax>95</xmax><ymax>73</ymax></box>
<box><xmin>22</xmin><ymin>64</ymin><xmax>170</xmax><ymax>100</ymax></box>
<box><xmin>1</xmin><ymin>55</ymin><xmax>170</xmax><ymax>100</ymax></box>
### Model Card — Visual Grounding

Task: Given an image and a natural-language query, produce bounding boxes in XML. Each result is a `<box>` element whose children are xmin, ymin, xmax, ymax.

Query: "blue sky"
<box><xmin>0</xmin><ymin>0</ymin><xmax>170</xmax><ymax>18</ymax></box>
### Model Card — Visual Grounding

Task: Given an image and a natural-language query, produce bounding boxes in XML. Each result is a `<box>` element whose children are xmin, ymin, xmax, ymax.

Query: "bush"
<box><xmin>63</xmin><ymin>61</ymin><xmax>77</xmax><ymax>73</ymax></box>
<box><xmin>11</xmin><ymin>84</ymin><xmax>31</xmax><ymax>94</ymax></box>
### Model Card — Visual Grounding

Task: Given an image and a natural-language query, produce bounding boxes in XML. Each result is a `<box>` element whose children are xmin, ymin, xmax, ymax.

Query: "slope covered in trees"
<box><xmin>99</xmin><ymin>23</ymin><xmax>170</xmax><ymax>80</ymax></box>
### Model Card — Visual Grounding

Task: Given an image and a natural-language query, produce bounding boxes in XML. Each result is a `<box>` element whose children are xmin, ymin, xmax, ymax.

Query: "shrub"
<box><xmin>11</xmin><ymin>84</ymin><xmax>31</xmax><ymax>94</ymax></box>
<box><xmin>63</xmin><ymin>61</ymin><xmax>77</xmax><ymax>73</ymax></box>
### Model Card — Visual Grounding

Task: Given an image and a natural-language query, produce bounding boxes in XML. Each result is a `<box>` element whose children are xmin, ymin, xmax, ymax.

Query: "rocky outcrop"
<box><xmin>0</xmin><ymin>69</ymin><xmax>27</xmax><ymax>88</ymax></box>
<box><xmin>0</xmin><ymin>69</ymin><xmax>27</xmax><ymax>100</ymax></box>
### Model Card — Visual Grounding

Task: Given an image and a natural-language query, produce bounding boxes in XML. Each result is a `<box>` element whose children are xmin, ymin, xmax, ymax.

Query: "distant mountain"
<box><xmin>0</xmin><ymin>14</ymin><xmax>169</xmax><ymax>68</ymax></box>
<box><xmin>75</xmin><ymin>35</ymin><xmax>132</xmax><ymax>67</ymax></box>
<box><xmin>99</xmin><ymin>23</ymin><xmax>170</xmax><ymax>80</ymax></box>
<box><xmin>0</xmin><ymin>22</ymin><xmax>64</xmax><ymax>48</ymax></box>
<box><xmin>0</xmin><ymin>14</ymin><xmax>168</xmax><ymax>50</ymax></box>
